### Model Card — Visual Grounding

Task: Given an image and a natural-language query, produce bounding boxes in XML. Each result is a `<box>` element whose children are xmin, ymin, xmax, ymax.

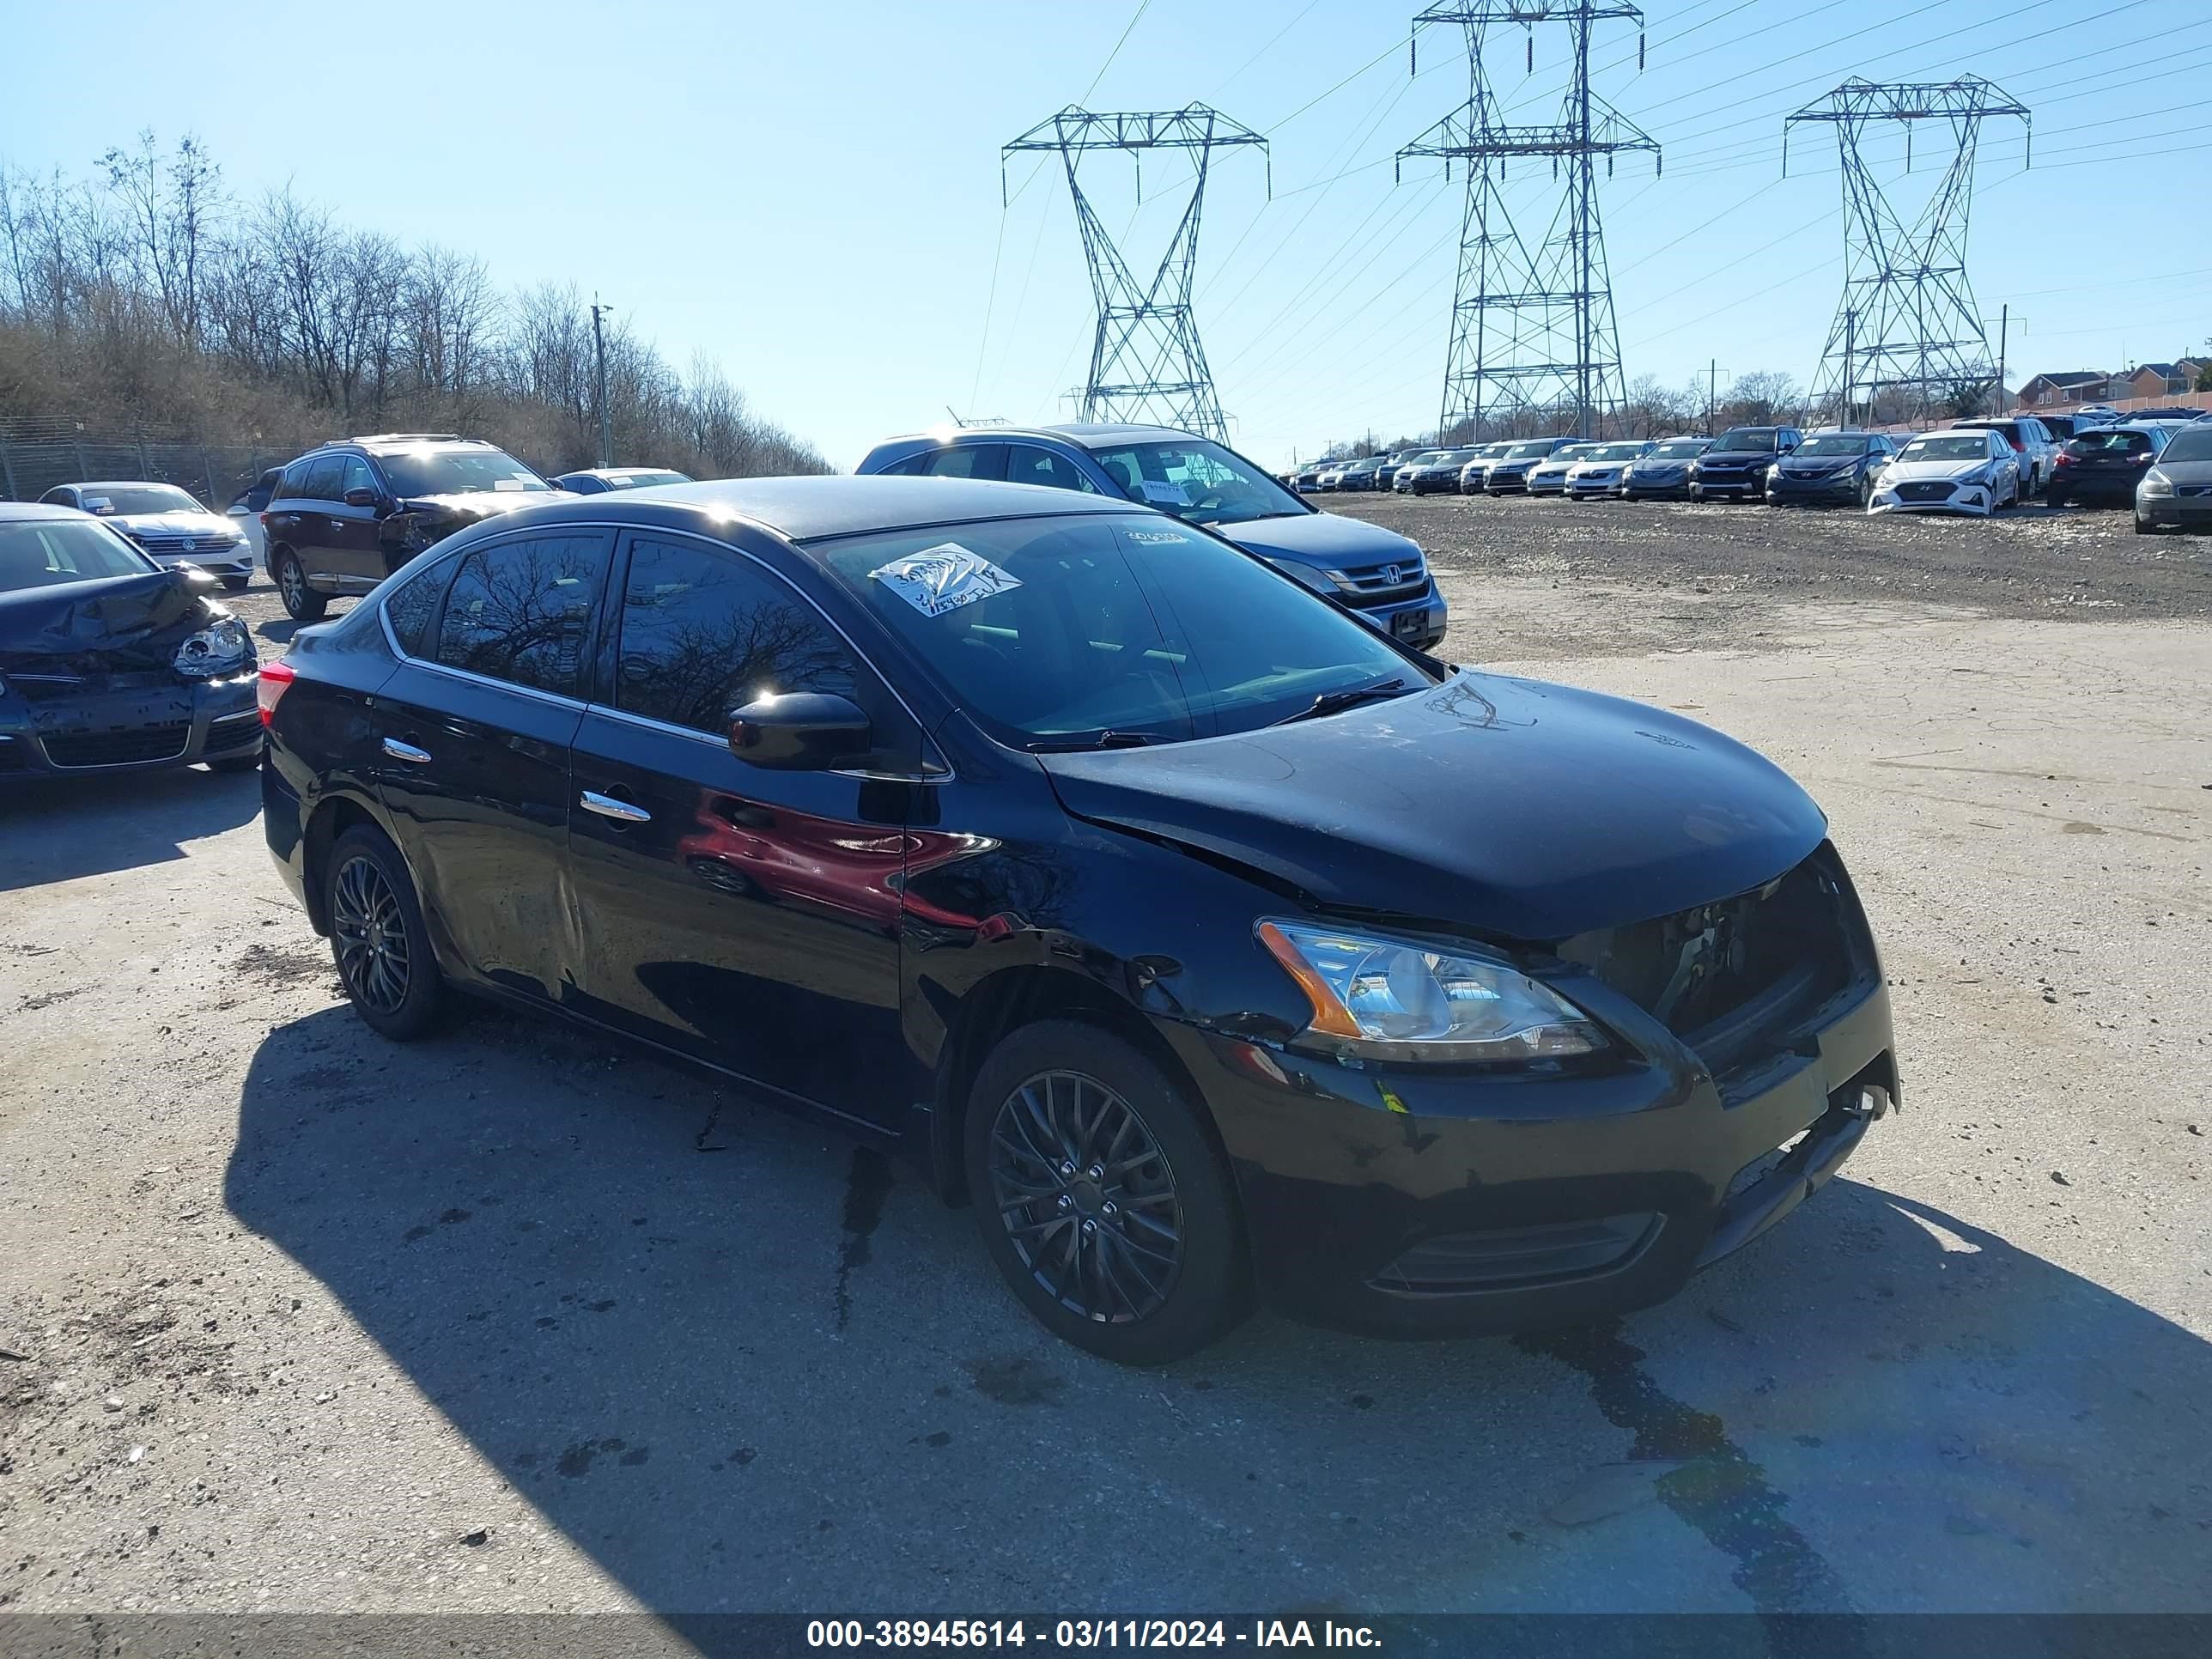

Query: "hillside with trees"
<box><xmin>0</xmin><ymin>132</ymin><xmax>827</xmax><ymax>485</ymax></box>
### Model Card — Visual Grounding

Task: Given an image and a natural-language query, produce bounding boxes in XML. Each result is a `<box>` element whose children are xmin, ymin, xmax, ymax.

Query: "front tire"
<box><xmin>206</xmin><ymin>750</ymin><xmax>261</xmax><ymax>775</ymax></box>
<box><xmin>963</xmin><ymin>1019</ymin><xmax>1248</xmax><ymax>1365</ymax></box>
<box><xmin>273</xmin><ymin>549</ymin><xmax>328</xmax><ymax>621</ymax></box>
<box><xmin>221</xmin><ymin>574</ymin><xmax>251</xmax><ymax>592</ymax></box>
<box><xmin>325</xmin><ymin>824</ymin><xmax>444</xmax><ymax>1040</ymax></box>
<box><xmin>2135</xmin><ymin>512</ymin><xmax>2155</xmax><ymax>535</ymax></box>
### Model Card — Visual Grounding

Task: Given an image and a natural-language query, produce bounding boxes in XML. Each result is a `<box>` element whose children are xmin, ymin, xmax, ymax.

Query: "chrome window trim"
<box><xmin>373</xmin><ymin>518</ymin><xmax>950</xmax><ymax>778</ymax></box>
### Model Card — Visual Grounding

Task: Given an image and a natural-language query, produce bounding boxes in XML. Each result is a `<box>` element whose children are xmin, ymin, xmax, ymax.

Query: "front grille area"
<box><xmin>1898</xmin><ymin>480</ymin><xmax>1957</xmax><ymax>502</ymax></box>
<box><xmin>131</xmin><ymin>532</ymin><xmax>240</xmax><ymax>556</ymax></box>
<box><xmin>1372</xmin><ymin>1213</ymin><xmax>1658</xmax><ymax>1295</ymax></box>
<box><xmin>1338</xmin><ymin>558</ymin><xmax>1425</xmax><ymax>606</ymax></box>
<box><xmin>8</xmin><ymin>669</ymin><xmax>175</xmax><ymax>702</ymax></box>
<box><xmin>1555</xmin><ymin>844</ymin><xmax>1866</xmax><ymax>1083</ymax></box>
<box><xmin>43</xmin><ymin>723</ymin><xmax>191</xmax><ymax>768</ymax></box>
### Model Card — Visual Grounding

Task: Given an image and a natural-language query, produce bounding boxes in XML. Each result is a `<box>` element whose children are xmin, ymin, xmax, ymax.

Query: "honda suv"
<box><xmin>264</xmin><ymin>435</ymin><xmax>562</xmax><ymax>620</ymax></box>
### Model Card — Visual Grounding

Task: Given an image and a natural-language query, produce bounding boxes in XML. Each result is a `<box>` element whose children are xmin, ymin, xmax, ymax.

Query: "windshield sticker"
<box><xmin>1125</xmin><ymin>529</ymin><xmax>1190</xmax><ymax>544</ymax></box>
<box><xmin>870</xmin><ymin>544</ymin><xmax>1022</xmax><ymax>618</ymax></box>
<box><xmin>1139</xmin><ymin>480</ymin><xmax>1189</xmax><ymax>505</ymax></box>
<box><xmin>491</xmin><ymin>477</ymin><xmax>530</xmax><ymax>490</ymax></box>
<box><xmin>82</xmin><ymin>496</ymin><xmax>112</xmax><ymax>514</ymax></box>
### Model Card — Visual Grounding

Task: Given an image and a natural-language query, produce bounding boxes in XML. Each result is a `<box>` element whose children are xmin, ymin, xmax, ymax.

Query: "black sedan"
<box><xmin>259</xmin><ymin>477</ymin><xmax>1897</xmax><ymax>1364</ymax></box>
<box><xmin>0</xmin><ymin>503</ymin><xmax>260</xmax><ymax>782</ymax></box>
<box><xmin>1765</xmin><ymin>431</ymin><xmax>1899</xmax><ymax>508</ymax></box>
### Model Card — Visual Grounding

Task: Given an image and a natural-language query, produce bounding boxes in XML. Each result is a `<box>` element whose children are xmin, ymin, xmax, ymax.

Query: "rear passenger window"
<box><xmin>1007</xmin><ymin>446</ymin><xmax>1100</xmax><ymax>493</ymax></box>
<box><xmin>922</xmin><ymin>445</ymin><xmax>1006</xmax><ymax>480</ymax></box>
<box><xmin>613</xmin><ymin>535</ymin><xmax>858</xmax><ymax>735</ymax></box>
<box><xmin>301</xmin><ymin>457</ymin><xmax>345</xmax><ymax>501</ymax></box>
<box><xmin>383</xmin><ymin>559</ymin><xmax>450</xmax><ymax>658</ymax></box>
<box><xmin>434</xmin><ymin>534</ymin><xmax>610</xmax><ymax>697</ymax></box>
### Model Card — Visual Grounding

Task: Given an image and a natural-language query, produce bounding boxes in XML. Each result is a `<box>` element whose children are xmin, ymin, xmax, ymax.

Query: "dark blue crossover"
<box><xmin>855</xmin><ymin>424</ymin><xmax>1446</xmax><ymax>651</ymax></box>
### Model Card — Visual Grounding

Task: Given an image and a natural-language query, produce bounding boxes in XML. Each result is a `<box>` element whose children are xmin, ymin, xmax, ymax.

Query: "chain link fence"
<box><xmin>0</xmin><ymin>417</ymin><xmax>304</xmax><ymax>509</ymax></box>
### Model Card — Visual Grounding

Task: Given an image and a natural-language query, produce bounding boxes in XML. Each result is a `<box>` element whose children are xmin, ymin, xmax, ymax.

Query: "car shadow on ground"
<box><xmin>224</xmin><ymin>1005</ymin><xmax>2212</xmax><ymax>1623</ymax></box>
<box><xmin>0</xmin><ymin>764</ymin><xmax>261</xmax><ymax>892</ymax></box>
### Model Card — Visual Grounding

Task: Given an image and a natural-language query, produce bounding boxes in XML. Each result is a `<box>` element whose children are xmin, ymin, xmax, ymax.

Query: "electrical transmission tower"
<box><xmin>1005</xmin><ymin>106</ymin><xmax>1267</xmax><ymax>441</ymax></box>
<box><xmin>1397</xmin><ymin>3</ymin><xmax>1657</xmax><ymax>442</ymax></box>
<box><xmin>1785</xmin><ymin>78</ymin><xmax>2030</xmax><ymax>425</ymax></box>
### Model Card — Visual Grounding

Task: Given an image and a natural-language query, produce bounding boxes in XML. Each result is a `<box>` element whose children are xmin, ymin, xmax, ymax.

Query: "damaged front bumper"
<box><xmin>1156</xmin><ymin>842</ymin><xmax>1898</xmax><ymax>1338</ymax></box>
<box><xmin>0</xmin><ymin>670</ymin><xmax>260</xmax><ymax>781</ymax></box>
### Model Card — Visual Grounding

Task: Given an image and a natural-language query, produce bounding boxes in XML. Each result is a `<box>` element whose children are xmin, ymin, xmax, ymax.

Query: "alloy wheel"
<box><xmin>987</xmin><ymin>1070</ymin><xmax>1184</xmax><ymax>1325</ymax></box>
<box><xmin>331</xmin><ymin>854</ymin><xmax>410</xmax><ymax>1014</ymax></box>
<box><xmin>278</xmin><ymin>555</ymin><xmax>304</xmax><ymax>610</ymax></box>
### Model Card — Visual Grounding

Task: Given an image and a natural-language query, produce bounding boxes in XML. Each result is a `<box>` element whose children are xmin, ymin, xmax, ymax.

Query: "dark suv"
<box><xmin>1689</xmin><ymin>426</ymin><xmax>1804</xmax><ymax>501</ymax></box>
<box><xmin>264</xmin><ymin>435</ymin><xmax>562</xmax><ymax>620</ymax></box>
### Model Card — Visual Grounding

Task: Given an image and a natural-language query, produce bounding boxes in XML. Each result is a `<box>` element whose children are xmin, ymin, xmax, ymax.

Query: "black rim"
<box><xmin>987</xmin><ymin>1070</ymin><xmax>1184</xmax><ymax>1324</ymax></box>
<box><xmin>331</xmin><ymin>854</ymin><xmax>410</xmax><ymax>1013</ymax></box>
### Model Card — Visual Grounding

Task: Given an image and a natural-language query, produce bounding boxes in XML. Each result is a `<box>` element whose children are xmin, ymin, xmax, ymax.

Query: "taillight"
<box><xmin>257</xmin><ymin>657</ymin><xmax>295</xmax><ymax>726</ymax></box>
<box><xmin>2054</xmin><ymin>452</ymin><xmax>2075</xmax><ymax>466</ymax></box>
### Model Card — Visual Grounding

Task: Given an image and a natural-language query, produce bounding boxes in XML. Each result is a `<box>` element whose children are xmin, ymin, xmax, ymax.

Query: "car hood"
<box><xmin>1037</xmin><ymin>671</ymin><xmax>1828</xmax><ymax>942</ymax></box>
<box><xmin>0</xmin><ymin>567</ymin><xmax>237</xmax><ymax>680</ymax></box>
<box><xmin>1886</xmin><ymin>459</ymin><xmax>1989</xmax><ymax>483</ymax></box>
<box><xmin>398</xmin><ymin>490</ymin><xmax>562</xmax><ymax>520</ymax></box>
<box><xmin>1213</xmin><ymin>512</ymin><xmax>1421</xmax><ymax>570</ymax></box>
<box><xmin>100</xmin><ymin>509</ymin><xmax>237</xmax><ymax>538</ymax></box>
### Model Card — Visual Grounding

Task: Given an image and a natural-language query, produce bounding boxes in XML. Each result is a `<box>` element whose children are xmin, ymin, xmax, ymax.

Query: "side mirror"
<box><xmin>728</xmin><ymin>691</ymin><xmax>871</xmax><ymax>771</ymax></box>
<box><xmin>343</xmin><ymin>486</ymin><xmax>380</xmax><ymax>509</ymax></box>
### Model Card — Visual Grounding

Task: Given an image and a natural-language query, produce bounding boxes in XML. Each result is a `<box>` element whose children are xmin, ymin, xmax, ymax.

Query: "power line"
<box><xmin>1212</xmin><ymin>0</ymin><xmax>1326</xmax><ymax>98</ymax></box>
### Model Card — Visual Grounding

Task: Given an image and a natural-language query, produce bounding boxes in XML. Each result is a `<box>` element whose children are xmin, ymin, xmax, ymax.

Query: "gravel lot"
<box><xmin>2</xmin><ymin>496</ymin><xmax>2208</xmax><ymax>1620</ymax></box>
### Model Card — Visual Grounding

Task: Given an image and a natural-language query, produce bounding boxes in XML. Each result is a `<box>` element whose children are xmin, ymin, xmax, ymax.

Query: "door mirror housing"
<box><xmin>342</xmin><ymin>486</ymin><xmax>380</xmax><ymax>509</ymax></box>
<box><xmin>728</xmin><ymin>692</ymin><xmax>871</xmax><ymax>770</ymax></box>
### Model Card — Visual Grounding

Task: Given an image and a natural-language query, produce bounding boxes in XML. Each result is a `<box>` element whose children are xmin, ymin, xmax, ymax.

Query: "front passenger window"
<box><xmin>434</xmin><ymin>534</ymin><xmax>610</xmax><ymax>697</ymax></box>
<box><xmin>613</xmin><ymin>535</ymin><xmax>858</xmax><ymax>735</ymax></box>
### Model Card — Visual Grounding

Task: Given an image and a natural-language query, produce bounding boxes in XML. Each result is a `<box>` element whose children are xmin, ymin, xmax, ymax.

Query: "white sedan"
<box><xmin>1869</xmin><ymin>429</ymin><xmax>2021</xmax><ymax>517</ymax></box>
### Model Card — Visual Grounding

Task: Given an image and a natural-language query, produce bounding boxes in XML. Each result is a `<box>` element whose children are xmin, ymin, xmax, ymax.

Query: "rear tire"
<box><xmin>963</xmin><ymin>1018</ymin><xmax>1249</xmax><ymax>1366</ymax></box>
<box><xmin>274</xmin><ymin>549</ymin><xmax>327</xmax><ymax>622</ymax></box>
<box><xmin>325</xmin><ymin>824</ymin><xmax>444</xmax><ymax>1041</ymax></box>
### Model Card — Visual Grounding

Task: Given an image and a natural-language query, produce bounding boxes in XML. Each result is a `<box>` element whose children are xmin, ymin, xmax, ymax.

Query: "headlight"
<box><xmin>1266</xmin><ymin>558</ymin><xmax>1340</xmax><ymax>595</ymax></box>
<box><xmin>173</xmin><ymin>616</ymin><xmax>252</xmax><ymax>676</ymax></box>
<box><xmin>2141</xmin><ymin>470</ymin><xmax>2175</xmax><ymax>496</ymax></box>
<box><xmin>1257</xmin><ymin>920</ymin><xmax>1606</xmax><ymax>1062</ymax></box>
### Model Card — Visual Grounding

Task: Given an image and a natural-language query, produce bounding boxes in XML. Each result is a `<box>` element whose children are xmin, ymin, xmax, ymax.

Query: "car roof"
<box><xmin>490</xmin><ymin>474</ymin><xmax>1137</xmax><ymax>544</ymax></box>
<box><xmin>55</xmin><ymin>479</ymin><xmax>197</xmax><ymax>492</ymax></box>
<box><xmin>557</xmin><ymin>466</ymin><xmax>687</xmax><ymax>479</ymax></box>
<box><xmin>0</xmin><ymin>500</ymin><xmax>89</xmax><ymax>522</ymax></box>
<box><xmin>884</xmin><ymin>422</ymin><xmax>1204</xmax><ymax>451</ymax></box>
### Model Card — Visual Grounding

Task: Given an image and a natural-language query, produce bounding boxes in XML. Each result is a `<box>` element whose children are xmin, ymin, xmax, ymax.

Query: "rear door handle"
<box><xmin>580</xmin><ymin>789</ymin><xmax>652</xmax><ymax>824</ymax></box>
<box><xmin>381</xmin><ymin>738</ymin><xmax>432</xmax><ymax>763</ymax></box>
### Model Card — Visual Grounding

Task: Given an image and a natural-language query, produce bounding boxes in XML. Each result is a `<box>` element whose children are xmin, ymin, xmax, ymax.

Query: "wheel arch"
<box><xmin>299</xmin><ymin>791</ymin><xmax>392</xmax><ymax>936</ymax></box>
<box><xmin>925</xmin><ymin>963</ymin><xmax>1219</xmax><ymax>1208</ymax></box>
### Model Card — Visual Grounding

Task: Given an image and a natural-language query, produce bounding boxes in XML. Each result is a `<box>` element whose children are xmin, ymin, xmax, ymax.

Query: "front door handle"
<box><xmin>382</xmin><ymin>738</ymin><xmax>432</xmax><ymax>763</ymax></box>
<box><xmin>580</xmin><ymin>789</ymin><xmax>652</xmax><ymax>824</ymax></box>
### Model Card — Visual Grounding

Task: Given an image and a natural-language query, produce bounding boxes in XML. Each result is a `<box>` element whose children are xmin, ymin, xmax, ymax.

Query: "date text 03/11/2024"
<box><xmin>805</xmin><ymin>1620</ymin><xmax>1382</xmax><ymax>1649</ymax></box>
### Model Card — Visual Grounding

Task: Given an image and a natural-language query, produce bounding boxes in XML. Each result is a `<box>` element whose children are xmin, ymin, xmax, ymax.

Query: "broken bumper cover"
<box><xmin>1158</xmin><ymin>973</ymin><xmax>1896</xmax><ymax>1339</ymax></box>
<box><xmin>0</xmin><ymin>672</ymin><xmax>259</xmax><ymax>781</ymax></box>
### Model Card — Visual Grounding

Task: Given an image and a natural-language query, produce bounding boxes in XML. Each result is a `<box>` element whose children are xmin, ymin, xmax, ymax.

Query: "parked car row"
<box><xmin>1291</xmin><ymin>407</ymin><xmax>2209</xmax><ymax>522</ymax></box>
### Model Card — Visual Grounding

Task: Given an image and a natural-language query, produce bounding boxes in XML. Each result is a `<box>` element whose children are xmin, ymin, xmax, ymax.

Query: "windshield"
<box><xmin>1796</xmin><ymin>435</ymin><xmax>1872</xmax><ymax>457</ymax></box>
<box><xmin>2158</xmin><ymin>426</ymin><xmax>2212</xmax><ymax>463</ymax></box>
<box><xmin>1648</xmin><ymin>439</ymin><xmax>1707</xmax><ymax>459</ymax></box>
<box><xmin>816</xmin><ymin>512</ymin><xmax>1433</xmax><ymax>747</ymax></box>
<box><xmin>1589</xmin><ymin>443</ymin><xmax>1647</xmax><ymax>462</ymax></box>
<box><xmin>1899</xmin><ymin>434</ymin><xmax>1991</xmax><ymax>461</ymax></box>
<box><xmin>1504</xmin><ymin>441</ymin><xmax>1555</xmax><ymax>459</ymax></box>
<box><xmin>0</xmin><ymin>519</ymin><xmax>158</xmax><ymax>590</ymax></box>
<box><xmin>1435</xmin><ymin>449</ymin><xmax>1480</xmax><ymax>464</ymax></box>
<box><xmin>1546</xmin><ymin>446</ymin><xmax>1600</xmax><ymax>465</ymax></box>
<box><xmin>377</xmin><ymin>447</ymin><xmax>551</xmax><ymax>498</ymax></box>
<box><xmin>76</xmin><ymin>483</ymin><xmax>200</xmax><ymax>517</ymax></box>
<box><xmin>601</xmin><ymin>471</ymin><xmax>690</xmax><ymax>489</ymax></box>
<box><xmin>1084</xmin><ymin>438</ymin><xmax>1308</xmax><ymax>527</ymax></box>
<box><xmin>1715</xmin><ymin>428</ymin><xmax>1778</xmax><ymax>453</ymax></box>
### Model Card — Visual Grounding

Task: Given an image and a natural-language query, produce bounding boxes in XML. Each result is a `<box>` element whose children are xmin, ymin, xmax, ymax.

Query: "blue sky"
<box><xmin>3</xmin><ymin>0</ymin><xmax>2207</xmax><ymax>467</ymax></box>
